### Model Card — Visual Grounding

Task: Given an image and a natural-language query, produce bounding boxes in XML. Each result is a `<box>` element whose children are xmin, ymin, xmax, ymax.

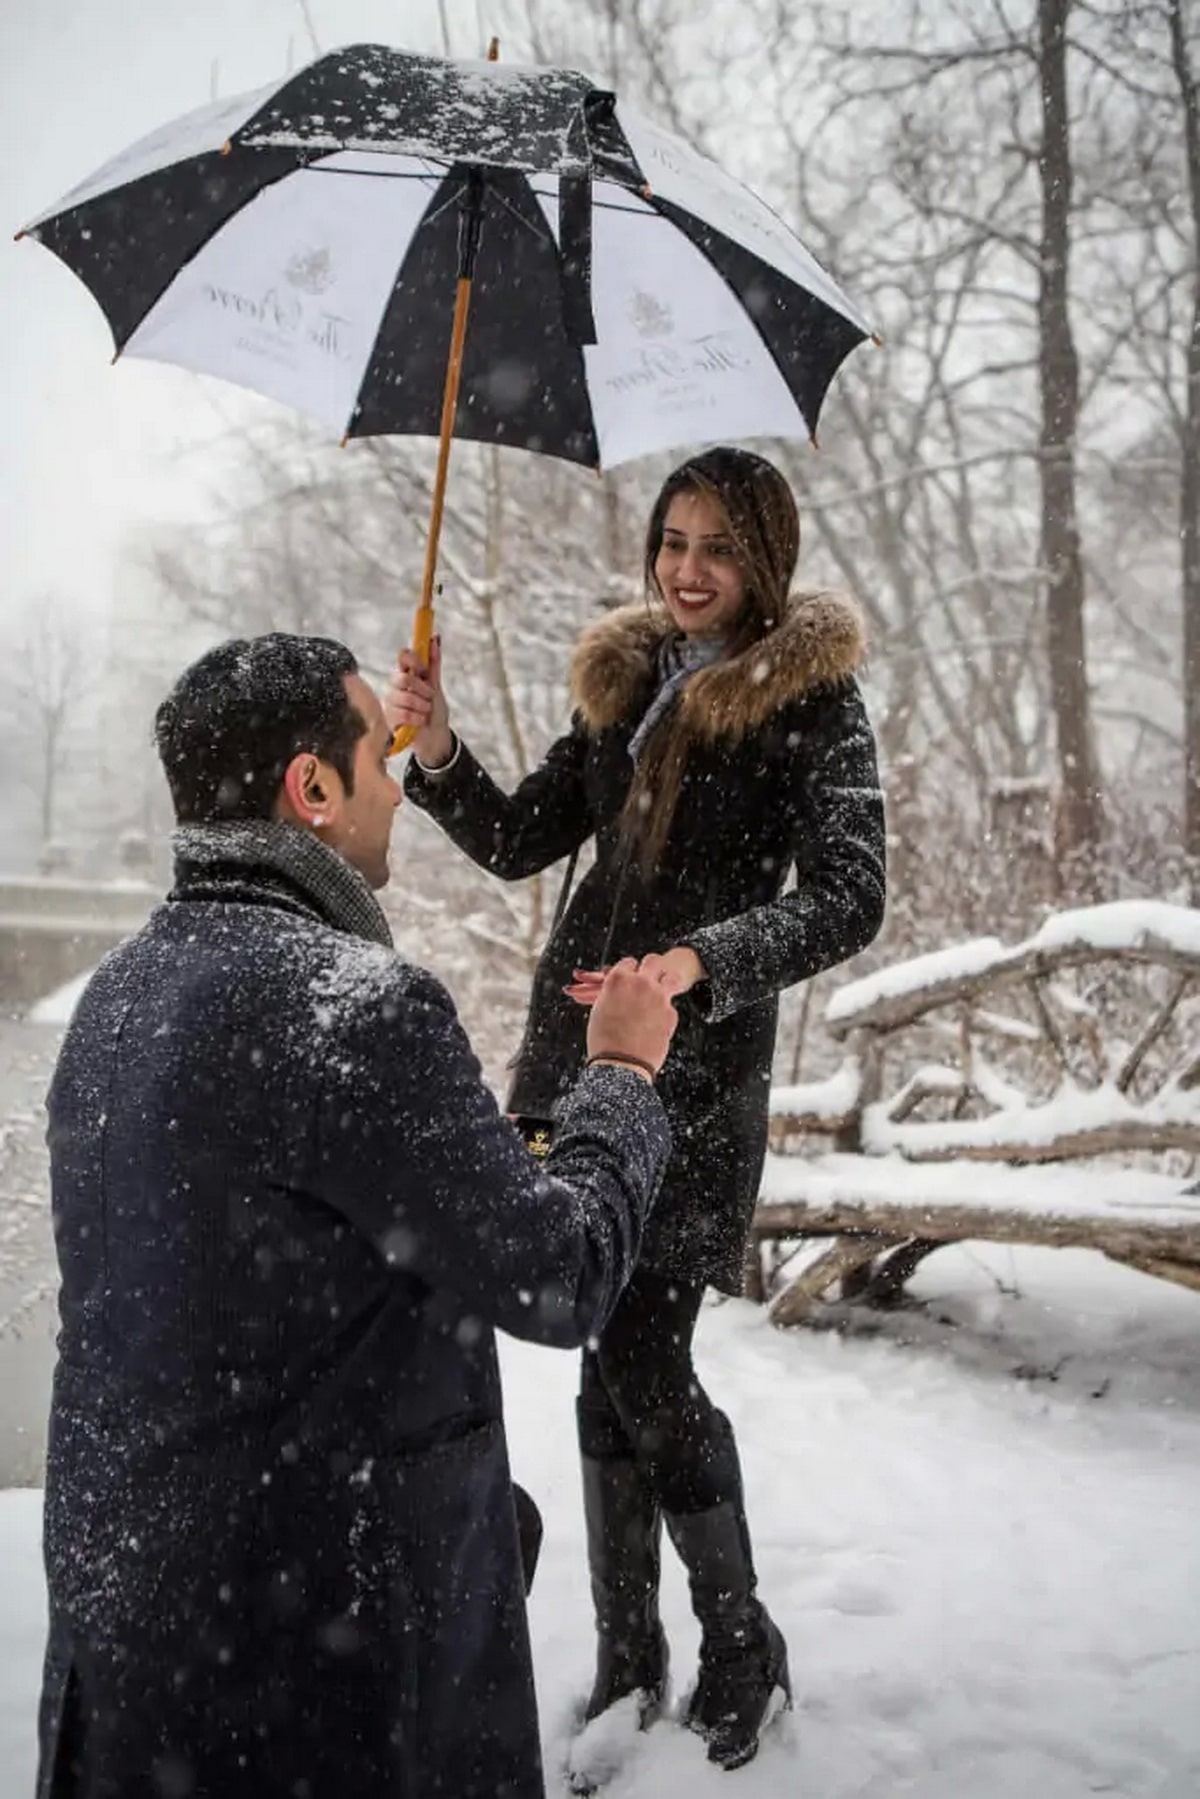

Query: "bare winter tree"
<box><xmin>1</xmin><ymin>599</ymin><xmax>98</xmax><ymax>855</ymax></box>
<box><xmin>1168</xmin><ymin>0</ymin><xmax>1200</xmax><ymax>884</ymax></box>
<box><xmin>1038</xmin><ymin>0</ymin><xmax>1105</xmax><ymax>868</ymax></box>
<box><xmin>796</xmin><ymin>0</ymin><xmax>1118</xmax><ymax>871</ymax></box>
<box><xmin>1086</xmin><ymin>0</ymin><xmax>1198</xmax><ymax>888</ymax></box>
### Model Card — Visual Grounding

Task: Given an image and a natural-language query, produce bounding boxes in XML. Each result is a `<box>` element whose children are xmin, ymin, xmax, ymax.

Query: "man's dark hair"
<box><xmin>154</xmin><ymin>633</ymin><xmax>367</xmax><ymax>823</ymax></box>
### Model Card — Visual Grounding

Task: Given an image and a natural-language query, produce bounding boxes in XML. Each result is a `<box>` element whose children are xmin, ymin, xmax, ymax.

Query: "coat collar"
<box><xmin>169</xmin><ymin>820</ymin><xmax>393</xmax><ymax>947</ymax></box>
<box><xmin>569</xmin><ymin>592</ymin><xmax>867</xmax><ymax>744</ymax></box>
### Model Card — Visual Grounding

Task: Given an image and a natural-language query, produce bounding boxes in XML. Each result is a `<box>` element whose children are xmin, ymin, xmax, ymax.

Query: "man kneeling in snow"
<box><xmin>36</xmin><ymin>634</ymin><xmax>675</xmax><ymax>1799</ymax></box>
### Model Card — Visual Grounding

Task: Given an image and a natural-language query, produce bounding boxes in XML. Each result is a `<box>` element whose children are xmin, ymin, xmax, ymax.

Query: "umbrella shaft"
<box><xmin>419</xmin><ymin>273</ymin><xmax>473</xmax><ymax>611</ymax></box>
<box><xmin>391</xmin><ymin>171</ymin><xmax>485</xmax><ymax>755</ymax></box>
<box><xmin>388</xmin><ymin>270</ymin><xmax>475</xmax><ymax>756</ymax></box>
<box><xmin>457</xmin><ymin>168</ymin><xmax>485</xmax><ymax>280</ymax></box>
<box><xmin>418</xmin><ymin>171</ymin><xmax>484</xmax><ymax>608</ymax></box>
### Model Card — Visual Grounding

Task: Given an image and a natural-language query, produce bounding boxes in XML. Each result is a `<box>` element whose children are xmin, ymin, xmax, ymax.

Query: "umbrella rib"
<box><xmin>490</xmin><ymin>182</ymin><xmax>553</xmax><ymax>246</ymax></box>
<box><xmin>527</xmin><ymin>187</ymin><xmax>656</xmax><ymax>219</ymax></box>
<box><xmin>316</xmin><ymin>165</ymin><xmax>553</xmax><ymax>248</ymax></box>
<box><xmin>304</xmin><ymin>163</ymin><xmax>651</xmax><ymax>223</ymax></box>
<box><xmin>418</xmin><ymin>178</ymin><xmax>471</xmax><ymax>233</ymax></box>
<box><xmin>308</xmin><ymin>166</ymin><xmax>446</xmax><ymax>184</ymax></box>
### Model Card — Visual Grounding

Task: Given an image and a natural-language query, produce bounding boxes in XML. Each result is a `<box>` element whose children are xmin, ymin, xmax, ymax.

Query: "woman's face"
<box><xmin>653</xmin><ymin>488</ymin><xmax>748</xmax><ymax>640</ymax></box>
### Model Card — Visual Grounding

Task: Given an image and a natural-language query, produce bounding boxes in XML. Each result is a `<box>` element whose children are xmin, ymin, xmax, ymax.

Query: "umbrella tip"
<box><xmin>13</xmin><ymin>228</ymin><xmax>25</xmax><ymax>243</ymax></box>
<box><xmin>808</xmin><ymin>432</ymin><xmax>820</xmax><ymax>452</ymax></box>
<box><xmin>640</xmin><ymin>183</ymin><xmax>653</xmax><ymax>200</ymax></box>
<box><xmin>339</xmin><ymin>432</ymin><xmax>350</xmax><ymax>450</ymax></box>
<box><xmin>871</xmin><ymin>332</ymin><xmax>884</xmax><ymax>348</ymax></box>
<box><xmin>487</xmin><ymin>36</ymin><xmax>500</xmax><ymax>60</ymax></box>
<box><xmin>220</xmin><ymin>139</ymin><xmax>232</xmax><ymax>157</ymax></box>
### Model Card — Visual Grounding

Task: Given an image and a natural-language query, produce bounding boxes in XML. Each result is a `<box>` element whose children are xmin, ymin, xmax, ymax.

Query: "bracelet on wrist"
<box><xmin>414</xmin><ymin>732</ymin><xmax>460</xmax><ymax>776</ymax></box>
<box><xmin>585</xmin><ymin>1052</ymin><xmax>658</xmax><ymax>1081</ymax></box>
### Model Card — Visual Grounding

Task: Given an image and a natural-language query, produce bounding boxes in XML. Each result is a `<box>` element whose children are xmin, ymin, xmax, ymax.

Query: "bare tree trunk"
<box><xmin>1038</xmin><ymin>0</ymin><xmax>1103</xmax><ymax>877</ymax></box>
<box><xmin>39</xmin><ymin>692</ymin><xmax>72</xmax><ymax>848</ymax></box>
<box><xmin>601</xmin><ymin>473</ymin><xmax>624</xmax><ymax>579</ymax></box>
<box><xmin>40</xmin><ymin>739</ymin><xmax>56</xmax><ymax>845</ymax></box>
<box><xmin>1170</xmin><ymin>0</ymin><xmax>1200</xmax><ymax>893</ymax></box>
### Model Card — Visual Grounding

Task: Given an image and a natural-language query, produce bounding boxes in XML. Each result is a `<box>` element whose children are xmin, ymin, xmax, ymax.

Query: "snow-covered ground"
<box><xmin>3</xmin><ymin>1242</ymin><xmax>1200</xmax><ymax>1796</ymax></box>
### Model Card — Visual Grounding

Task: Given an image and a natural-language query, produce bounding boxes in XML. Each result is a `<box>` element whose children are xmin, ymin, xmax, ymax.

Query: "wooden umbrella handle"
<box><xmin>410</xmin><ymin>600</ymin><xmax>435</xmax><ymax>670</ymax></box>
<box><xmin>389</xmin><ymin>271</ymin><xmax>474</xmax><ymax>756</ymax></box>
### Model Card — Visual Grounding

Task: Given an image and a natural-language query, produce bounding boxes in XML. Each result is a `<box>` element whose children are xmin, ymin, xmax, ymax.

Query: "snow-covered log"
<box><xmin>756</xmin><ymin>903</ymin><xmax>1200</xmax><ymax>1321</ymax></box>
<box><xmin>825</xmin><ymin>902</ymin><xmax>1200</xmax><ymax>1036</ymax></box>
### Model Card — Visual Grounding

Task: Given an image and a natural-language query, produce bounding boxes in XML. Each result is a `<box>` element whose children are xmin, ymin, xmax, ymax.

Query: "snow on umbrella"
<box><xmin>18</xmin><ymin>41</ymin><xmax>875</xmax><ymax>750</ymax></box>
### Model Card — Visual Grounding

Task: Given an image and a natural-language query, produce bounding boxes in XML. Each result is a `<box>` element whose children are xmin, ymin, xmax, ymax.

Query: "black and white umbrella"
<box><xmin>19</xmin><ymin>42</ymin><xmax>875</xmax><ymax>744</ymax></box>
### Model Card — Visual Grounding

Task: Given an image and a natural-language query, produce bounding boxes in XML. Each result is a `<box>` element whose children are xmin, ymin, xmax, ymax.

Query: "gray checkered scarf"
<box><xmin>170</xmin><ymin>820</ymin><xmax>393</xmax><ymax>948</ymax></box>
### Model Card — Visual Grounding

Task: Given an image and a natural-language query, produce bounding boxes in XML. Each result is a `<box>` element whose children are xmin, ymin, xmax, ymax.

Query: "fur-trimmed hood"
<box><xmin>570</xmin><ymin>592</ymin><xmax>867</xmax><ymax>743</ymax></box>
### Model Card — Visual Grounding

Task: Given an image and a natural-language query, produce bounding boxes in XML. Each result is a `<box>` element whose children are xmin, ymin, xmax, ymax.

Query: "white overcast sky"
<box><xmin>0</xmin><ymin>0</ymin><xmax>499</xmax><ymax>632</ymax></box>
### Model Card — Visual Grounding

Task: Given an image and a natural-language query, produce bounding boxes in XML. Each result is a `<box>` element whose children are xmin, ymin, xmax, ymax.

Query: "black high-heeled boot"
<box><xmin>664</xmin><ymin>1414</ymin><xmax>790</xmax><ymax>1770</ymax></box>
<box><xmin>579</xmin><ymin>1450</ymin><xmax>669</xmax><ymax>1727</ymax></box>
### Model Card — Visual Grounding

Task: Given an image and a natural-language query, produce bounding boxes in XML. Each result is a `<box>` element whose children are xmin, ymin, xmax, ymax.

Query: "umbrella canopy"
<box><xmin>21</xmin><ymin>43</ymin><xmax>874</xmax><ymax>469</ymax></box>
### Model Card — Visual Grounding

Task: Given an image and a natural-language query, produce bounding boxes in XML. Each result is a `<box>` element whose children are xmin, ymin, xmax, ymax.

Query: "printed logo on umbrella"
<box><xmin>285</xmin><ymin>247</ymin><xmax>336</xmax><ymax>296</ymax></box>
<box><xmin>629</xmin><ymin>291</ymin><xmax>673</xmax><ymax>339</ymax></box>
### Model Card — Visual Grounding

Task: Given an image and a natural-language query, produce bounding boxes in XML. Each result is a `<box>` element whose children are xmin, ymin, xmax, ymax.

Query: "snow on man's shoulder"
<box><xmin>306</xmin><ymin>934</ymin><xmax>451</xmax><ymax>1039</ymax></box>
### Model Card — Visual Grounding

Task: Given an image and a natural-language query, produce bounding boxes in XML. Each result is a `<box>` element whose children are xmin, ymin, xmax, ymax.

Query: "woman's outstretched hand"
<box><xmin>565</xmin><ymin>947</ymin><xmax>707</xmax><ymax>1007</ymax></box>
<box><xmin>383</xmin><ymin>637</ymin><xmax>454</xmax><ymax>766</ymax></box>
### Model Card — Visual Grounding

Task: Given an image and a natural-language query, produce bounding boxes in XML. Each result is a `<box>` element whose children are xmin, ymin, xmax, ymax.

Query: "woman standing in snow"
<box><xmin>388</xmin><ymin>446</ymin><xmax>886</xmax><ymax>1772</ymax></box>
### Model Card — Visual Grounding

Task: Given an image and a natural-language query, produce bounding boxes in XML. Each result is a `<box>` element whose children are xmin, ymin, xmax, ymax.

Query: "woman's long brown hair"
<box><xmin>621</xmin><ymin>447</ymin><xmax>801</xmax><ymax>873</ymax></box>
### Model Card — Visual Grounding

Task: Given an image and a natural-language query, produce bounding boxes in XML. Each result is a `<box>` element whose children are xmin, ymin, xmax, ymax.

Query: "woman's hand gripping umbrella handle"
<box><xmin>383</xmin><ymin>636</ymin><xmax>452</xmax><ymax>769</ymax></box>
<box><xmin>390</xmin><ymin>598</ymin><xmax>437</xmax><ymax>755</ymax></box>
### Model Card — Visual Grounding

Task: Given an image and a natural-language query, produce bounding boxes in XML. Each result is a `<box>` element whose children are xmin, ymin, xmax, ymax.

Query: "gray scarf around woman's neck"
<box><xmin>626</xmin><ymin>632</ymin><xmax>726</xmax><ymax>764</ymax></box>
<box><xmin>170</xmin><ymin>819</ymin><xmax>393</xmax><ymax>948</ymax></box>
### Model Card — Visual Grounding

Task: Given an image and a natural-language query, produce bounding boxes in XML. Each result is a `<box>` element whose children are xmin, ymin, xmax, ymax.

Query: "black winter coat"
<box><xmin>406</xmin><ymin>593</ymin><xmax>886</xmax><ymax>1293</ymax></box>
<box><xmin>37</xmin><ymin>872</ymin><xmax>669</xmax><ymax>1799</ymax></box>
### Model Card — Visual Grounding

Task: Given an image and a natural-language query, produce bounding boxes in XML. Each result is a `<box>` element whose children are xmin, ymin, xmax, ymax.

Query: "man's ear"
<box><xmin>277</xmin><ymin>753</ymin><xmax>341</xmax><ymax>829</ymax></box>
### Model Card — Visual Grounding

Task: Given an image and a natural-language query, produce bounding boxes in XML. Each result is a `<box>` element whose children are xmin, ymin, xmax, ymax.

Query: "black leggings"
<box><xmin>577</xmin><ymin>1268</ymin><xmax>736</xmax><ymax>1515</ymax></box>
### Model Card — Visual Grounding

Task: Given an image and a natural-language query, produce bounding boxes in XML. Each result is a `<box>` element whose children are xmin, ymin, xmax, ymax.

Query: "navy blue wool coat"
<box><xmin>37</xmin><ymin>875</ymin><xmax>668</xmax><ymax>1799</ymax></box>
<box><xmin>407</xmin><ymin>593</ymin><xmax>886</xmax><ymax>1293</ymax></box>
